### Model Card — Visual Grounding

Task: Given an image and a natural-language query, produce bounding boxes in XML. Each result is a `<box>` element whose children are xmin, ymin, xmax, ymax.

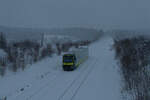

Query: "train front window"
<box><xmin>63</xmin><ymin>55</ymin><xmax>73</xmax><ymax>62</ymax></box>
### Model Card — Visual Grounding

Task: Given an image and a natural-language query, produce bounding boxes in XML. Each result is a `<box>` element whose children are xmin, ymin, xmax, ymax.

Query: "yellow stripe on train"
<box><xmin>75</xmin><ymin>56</ymin><xmax>88</xmax><ymax>67</ymax></box>
<box><xmin>63</xmin><ymin>63</ymin><xmax>74</xmax><ymax>65</ymax></box>
<box><xmin>63</xmin><ymin>56</ymin><xmax>88</xmax><ymax>66</ymax></box>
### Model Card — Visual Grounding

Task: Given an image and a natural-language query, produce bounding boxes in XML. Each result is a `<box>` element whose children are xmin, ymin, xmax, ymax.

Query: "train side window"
<box><xmin>74</xmin><ymin>55</ymin><xmax>76</xmax><ymax>61</ymax></box>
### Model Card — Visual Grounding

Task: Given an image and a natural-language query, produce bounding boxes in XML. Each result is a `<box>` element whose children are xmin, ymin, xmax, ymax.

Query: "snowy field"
<box><xmin>0</xmin><ymin>36</ymin><xmax>121</xmax><ymax>100</ymax></box>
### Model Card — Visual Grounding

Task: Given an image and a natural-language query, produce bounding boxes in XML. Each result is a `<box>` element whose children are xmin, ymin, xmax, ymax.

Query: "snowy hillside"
<box><xmin>0</xmin><ymin>26</ymin><xmax>102</xmax><ymax>42</ymax></box>
<box><xmin>107</xmin><ymin>29</ymin><xmax>150</xmax><ymax>41</ymax></box>
<box><xmin>43</xmin><ymin>34</ymin><xmax>79</xmax><ymax>45</ymax></box>
<box><xmin>0</xmin><ymin>36</ymin><xmax>121</xmax><ymax>100</ymax></box>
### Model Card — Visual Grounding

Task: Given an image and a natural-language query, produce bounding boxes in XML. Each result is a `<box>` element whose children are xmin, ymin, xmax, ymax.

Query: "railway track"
<box><xmin>26</xmin><ymin>57</ymin><xmax>94</xmax><ymax>100</ymax></box>
<box><xmin>10</xmin><ymin>56</ymin><xmax>97</xmax><ymax>100</ymax></box>
<box><xmin>58</xmin><ymin>57</ymin><xmax>98</xmax><ymax>100</ymax></box>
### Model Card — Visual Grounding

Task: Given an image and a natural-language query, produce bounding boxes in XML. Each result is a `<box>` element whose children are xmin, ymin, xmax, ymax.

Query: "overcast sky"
<box><xmin>0</xmin><ymin>0</ymin><xmax>150</xmax><ymax>30</ymax></box>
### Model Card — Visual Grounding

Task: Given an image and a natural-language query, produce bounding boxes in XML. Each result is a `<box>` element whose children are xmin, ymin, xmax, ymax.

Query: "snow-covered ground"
<box><xmin>0</xmin><ymin>36</ymin><xmax>121</xmax><ymax>100</ymax></box>
<box><xmin>0</xmin><ymin>49</ymin><xmax>7</xmax><ymax>58</ymax></box>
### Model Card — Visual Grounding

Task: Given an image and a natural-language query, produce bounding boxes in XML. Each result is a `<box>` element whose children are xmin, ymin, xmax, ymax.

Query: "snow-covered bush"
<box><xmin>0</xmin><ymin>32</ymin><xmax>7</xmax><ymax>51</ymax></box>
<box><xmin>7</xmin><ymin>40</ymin><xmax>41</xmax><ymax>71</ymax></box>
<box><xmin>0</xmin><ymin>49</ymin><xmax>7</xmax><ymax>66</ymax></box>
<box><xmin>0</xmin><ymin>32</ymin><xmax>7</xmax><ymax>76</ymax></box>
<box><xmin>40</xmin><ymin>43</ymin><xmax>54</xmax><ymax>58</ymax></box>
<box><xmin>0</xmin><ymin>49</ymin><xmax>7</xmax><ymax>76</ymax></box>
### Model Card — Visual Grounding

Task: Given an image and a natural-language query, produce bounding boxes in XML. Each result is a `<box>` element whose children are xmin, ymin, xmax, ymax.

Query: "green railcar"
<box><xmin>62</xmin><ymin>47</ymin><xmax>89</xmax><ymax>71</ymax></box>
<box><xmin>62</xmin><ymin>54</ymin><xmax>76</xmax><ymax>71</ymax></box>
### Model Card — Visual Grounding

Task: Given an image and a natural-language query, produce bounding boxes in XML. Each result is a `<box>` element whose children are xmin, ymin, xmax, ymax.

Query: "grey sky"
<box><xmin>0</xmin><ymin>0</ymin><xmax>150</xmax><ymax>29</ymax></box>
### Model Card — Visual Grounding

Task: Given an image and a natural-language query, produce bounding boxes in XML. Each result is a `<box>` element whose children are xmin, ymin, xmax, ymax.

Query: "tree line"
<box><xmin>0</xmin><ymin>32</ymin><xmax>91</xmax><ymax>77</ymax></box>
<box><xmin>113</xmin><ymin>36</ymin><xmax>150</xmax><ymax>100</ymax></box>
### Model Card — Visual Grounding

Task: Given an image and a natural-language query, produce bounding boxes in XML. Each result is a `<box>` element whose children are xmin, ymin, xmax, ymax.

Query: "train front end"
<box><xmin>62</xmin><ymin>54</ymin><xmax>76</xmax><ymax>71</ymax></box>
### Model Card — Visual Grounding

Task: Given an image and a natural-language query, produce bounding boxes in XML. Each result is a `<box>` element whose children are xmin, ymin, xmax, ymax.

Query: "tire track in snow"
<box><xmin>6</xmin><ymin>57</ymin><xmax>61</xmax><ymax>100</ymax></box>
<box><xmin>25</xmin><ymin>71</ymin><xmax>65</xmax><ymax>100</ymax></box>
<box><xmin>7</xmin><ymin>71</ymin><xmax>52</xmax><ymax>100</ymax></box>
<box><xmin>11</xmin><ymin>68</ymin><xmax>64</xmax><ymax>100</ymax></box>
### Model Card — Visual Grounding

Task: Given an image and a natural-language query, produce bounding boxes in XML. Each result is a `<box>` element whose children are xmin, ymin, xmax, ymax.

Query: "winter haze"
<box><xmin>0</xmin><ymin>0</ymin><xmax>150</xmax><ymax>30</ymax></box>
<box><xmin>1</xmin><ymin>0</ymin><xmax>150</xmax><ymax>100</ymax></box>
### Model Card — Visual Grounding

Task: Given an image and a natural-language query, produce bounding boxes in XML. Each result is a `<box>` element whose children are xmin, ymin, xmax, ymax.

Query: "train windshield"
<box><xmin>63</xmin><ymin>55</ymin><xmax>74</xmax><ymax>62</ymax></box>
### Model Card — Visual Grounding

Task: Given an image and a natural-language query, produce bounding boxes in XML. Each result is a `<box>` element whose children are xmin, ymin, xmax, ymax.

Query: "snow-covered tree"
<box><xmin>0</xmin><ymin>32</ymin><xmax>7</xmax><ymax>50</ymax></box>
